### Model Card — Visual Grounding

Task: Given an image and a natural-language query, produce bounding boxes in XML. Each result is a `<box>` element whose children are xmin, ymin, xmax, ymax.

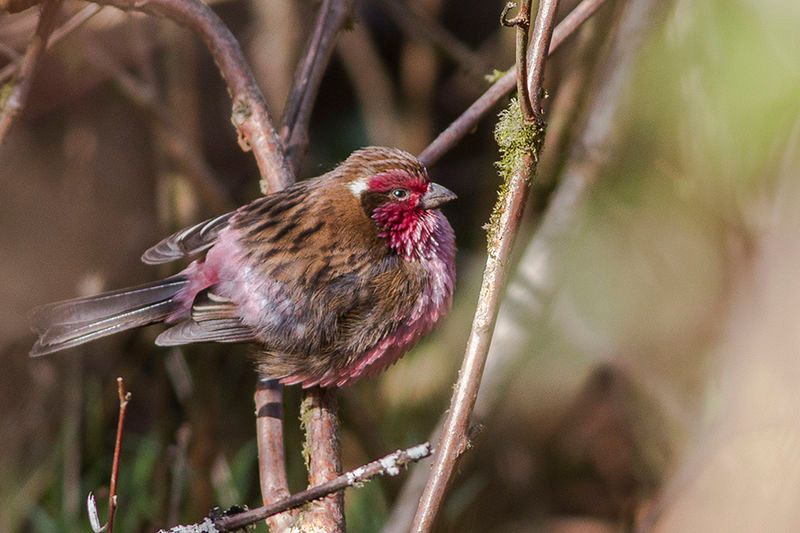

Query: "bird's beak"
<box><xmin>420</xmin><ymin>183</ymin><xmax>457</xmax><ymax>209</ymax></box>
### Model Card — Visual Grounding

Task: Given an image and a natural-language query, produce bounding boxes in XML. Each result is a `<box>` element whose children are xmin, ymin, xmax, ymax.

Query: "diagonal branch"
<box><xmin>418</xmin><ymin>0</ymin><xmax>608</xmax><ymax>167</ymax></box>
<box><xmin>279</xmin><ymin>0</ymin><xmax>355</xmax><ymax>175</ymax></box>
<box><xmin>0</xmin><ymin>0</ymin><xmax>64</xmax><ymax>143</ymax></box>
<box><xmin>90</xmin><ymin>0</ymin><xmax>292</xmax><ymax>192</ymax></box>
<box><xmin>377</xmin><ymin>0</ymin><xmax>491</xmax><ymax>81</ymax></box>
<box><xmin>410</xmin><ymin>1</ymin><xmax>561</xmax><ymax>531</ymax></box>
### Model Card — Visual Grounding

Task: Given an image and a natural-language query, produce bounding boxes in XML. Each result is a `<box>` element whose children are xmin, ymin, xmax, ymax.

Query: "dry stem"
<box><xmin>107</xmin><ymin>377</ymin><xmax>132</xmax><ymax>533</ymax></box>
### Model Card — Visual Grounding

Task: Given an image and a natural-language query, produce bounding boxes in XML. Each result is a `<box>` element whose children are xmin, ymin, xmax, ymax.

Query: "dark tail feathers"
<box><xmin>30</xmin><ymin>276</ymin><xmax>188</xmax><ymax>357</ymax></box>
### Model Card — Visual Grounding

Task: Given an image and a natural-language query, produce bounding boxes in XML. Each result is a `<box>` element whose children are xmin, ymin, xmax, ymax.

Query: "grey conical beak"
<box><xmin>420</xmin><ymin>183</ymin><xmax>457</xmax><ymax>209</ymax></box>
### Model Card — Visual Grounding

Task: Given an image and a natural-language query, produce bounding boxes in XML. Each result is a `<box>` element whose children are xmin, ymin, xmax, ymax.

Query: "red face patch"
<box><xmin>367</xmin><ymin>171</ymin><xmax>429</xmax><ymax>196</ymax></box>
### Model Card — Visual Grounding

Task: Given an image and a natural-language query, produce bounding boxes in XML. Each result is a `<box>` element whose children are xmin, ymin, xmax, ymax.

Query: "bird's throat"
<box><xmin>372</xmin><ymin>205</ymin><xmax>438</xmax><ymax>260</ymax></box>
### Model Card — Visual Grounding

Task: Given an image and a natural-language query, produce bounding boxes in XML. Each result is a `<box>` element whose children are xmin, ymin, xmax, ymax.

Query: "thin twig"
<box><xmin>107</xmin><ymin>377</ymin><xmax>132</xmax><ymax>533</ymax></box>
<box><xmin>410</xmin><ymin>1</ymin><xmax>560</xmax><ymax>530</ymax></box>
<box><xmin>156</xmin><ymin>443</ymin><xmax>432</xmax><ymax>532</ymax></box>
<box><xmin>502</xmin><ymin>0</ymin><xmax>535</xmax><ymax>121</ymax></box>
<box><xmin>295</xmin><ymin>387</ymin><xmax>344</xmax><ymax>531</ymax></box>
<box><xmin>90</xmin><ymin>0</ymin><xmax>292</xmax><ymax>192</ymax></box>
<box><xmin>377</xmin><ymin>0</ymin><xmax>491</xmax><ymax>81</ymax></box>
<box><xmin>254</xmin><ymin>378</ymin><xmax>294</xmax><ymax>531</ymax></box>
<box><xmin>417</xmin><ymin>0</ymin><xmax>608</xmax><ymax>167</ymax></box>
<box><xmin>0</xmin><ymin>0</ymin><xmax>64</xmax><ymax>143</ymax></box>
<box><xmin>279</xmin><ymin>0</ymin><xmax>354</xmax><ymax>174</ymax></box>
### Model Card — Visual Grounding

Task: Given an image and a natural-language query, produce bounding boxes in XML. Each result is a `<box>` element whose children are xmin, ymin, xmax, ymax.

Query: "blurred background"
<box><xmin>1</xmin><ymin>0</ymin><xmax>799</xmax><ymax>531</ymax></box>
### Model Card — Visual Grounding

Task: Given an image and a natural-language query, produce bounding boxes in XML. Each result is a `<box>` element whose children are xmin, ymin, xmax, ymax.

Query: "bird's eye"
<box><xmin>391</xmin><ymin>188</ymin><xmax>409</xmax><ymax>200</ymax></box>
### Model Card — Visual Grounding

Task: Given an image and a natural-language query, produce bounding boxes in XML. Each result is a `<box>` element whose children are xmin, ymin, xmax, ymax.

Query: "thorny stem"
<box><xmin>410</xmin><ymin>0</ymin><xmax>560</xmax><ymax>531</ymax></box>
<box><xmin>0</xmin><ymin>0</ymin><xmax>64</xmax><ymax>144</ymax></box>
<box><xmin>107</xmin><ymin>377</ymin><xmax>131</xmax><ymax>533</ymax></box>
<box><xmin>417</xmin><ymin>0</ymin><xmax>608</xmax><ymax>167</ymax></box>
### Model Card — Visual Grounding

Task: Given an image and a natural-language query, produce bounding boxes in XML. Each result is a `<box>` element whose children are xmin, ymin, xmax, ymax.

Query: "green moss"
<box><xmin>484</xmin><ymin>68</ymin><xmax>510</xmax><ymax>84</ymax></box>
<box><xmin>485</xmin><ymin>98</ymin><xmax>545</xmax><ymax>245</ymax></box>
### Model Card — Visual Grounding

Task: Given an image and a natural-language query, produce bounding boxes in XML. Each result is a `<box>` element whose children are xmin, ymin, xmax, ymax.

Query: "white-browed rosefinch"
<box><xmin>31</xmin><ymin>147</ymin><xmax>456</xmax><ymax>388</ymax></box>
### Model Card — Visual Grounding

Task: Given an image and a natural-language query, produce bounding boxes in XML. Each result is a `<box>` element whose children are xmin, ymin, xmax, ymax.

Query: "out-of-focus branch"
<box><xmin>410</xmin><ymin>1</ymin><xmax>560</xmax><ymax>531</ymax></box>
<box><xmin>84</xmin><ymin>44</ymin><xmax>236</xmax><ymax>213</ymax></box>
<box><xmin>377</xmin><ymin>0</ymin><xmax>490</xmax><ymax>81</ymax></box>
<box><xmin>0</xmin><ymin>4</ymin><xmax>103</xmax><ymax>83</ymax></box>
<box><xmin>254</xmin><ymin>378</ymin><xmax>295</xmax><ymax>532</ymax></box>
<box><xmin>418</xmin><ymin>0</ymin><xmax>609</xmax><ymax>167</ymax></box>
<box><xmin>0</xmin><ymin>0</ymin><xmax>63</xmax><ymax>143</ymax></box>
<box><xmin>279</xmin><ymin>0</ymin><xmax>354</xmax><ymax>174</ymax></box>
<box><xmin>477</xmin><ymin>0</ymin><xmax>662</xmax><ymax>419</ymax></box>
<box><xmin>90</xmin><ymin>0</ymin><xmax>292</xmax><ymax>192</ymax></box>
<box><xmin>295</xmin><ymin>387</ymin><xmax>345</xmax><ymax>532</ymax></box>
<box><xmin>337</xmin><ymin>23</ymin><xmax>400</xmax><ymax>145</ymax></box>
<box><xmin>0</xmin><ymin>0</ymin><xmax>37</xmax><ymax>13</ymax></box>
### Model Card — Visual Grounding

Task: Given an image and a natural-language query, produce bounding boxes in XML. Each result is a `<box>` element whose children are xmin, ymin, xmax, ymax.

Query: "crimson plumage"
<box><xmin>30</xmin><ymin>147</ymin><xmax>457</xmax><ymax>388</ymax></box>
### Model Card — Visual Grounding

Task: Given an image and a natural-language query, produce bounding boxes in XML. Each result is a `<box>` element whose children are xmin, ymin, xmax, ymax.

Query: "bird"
<box><xmin>30</xmin><ymin>147</ymin><xmax>457</xmax><ymax>388</ymax></box>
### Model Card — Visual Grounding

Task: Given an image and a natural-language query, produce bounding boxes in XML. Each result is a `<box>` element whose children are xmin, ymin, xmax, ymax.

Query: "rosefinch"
<box><xmin>30</xmin><ymin>147</ymin><xmax>456</xmax><ymax>388</ymax></box>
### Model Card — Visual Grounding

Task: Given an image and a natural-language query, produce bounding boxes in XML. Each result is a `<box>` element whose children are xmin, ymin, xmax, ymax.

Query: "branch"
<box><xmin>0</xmin><ymin>0</ymin><xmax>64</xmax><ymax>144</ymax></box>
<box><xmin>254</xmin><ymin>378</ymin><xmax>295</xmax><ymax>531</ymax></box>
<box><xmin>279</xmin><ymin>0</ymin><xmax>354</xmax><ymax>175</ymax></box>
<box><xmin>377</xmin><ymin>0</ymin><xmax>491</xmax><ymax>81</ymax></box>
<box><xmin>88</xmin><ymin>377</ymin><xmax>132</xmax><ymax>533</ymax></box>
<box><xmin>160</xmin><ymin>443</ymin><xmax>432</xmax><ymax>532</ymax></box>
<box><xmin>91</xmin><ymin>0</ymin><xmax>292</xmax><ymax>192</ymax></box>
<box><xmin>410</xmin><ymin>1</ymin><xmax>561</xmax><ymax>530</ymax></box>
<box><xmin>294</xmin><ymin>387</ymin><xmax>344</xmax><ymax>531</ymax></box>
<box><xmin>417</xmin><ymin>0</ymin><xmax>608</xmax><ymax>167</ymax></box>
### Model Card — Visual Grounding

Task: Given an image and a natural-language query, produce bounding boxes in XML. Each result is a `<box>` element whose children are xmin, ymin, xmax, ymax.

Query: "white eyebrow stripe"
<box><xmin>347</xmin><ymin>177</ymin><xmax>369</xmax><ymax>196</ymax></box>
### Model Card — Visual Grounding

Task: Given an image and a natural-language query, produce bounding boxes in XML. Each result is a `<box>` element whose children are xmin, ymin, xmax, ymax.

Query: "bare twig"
<box><xmin>378</xmin><ymin>0</ymin><xmax>490</xmax><ymax>81</ymax></box>
<box><xmin>279</xmin><ymin>0</ymin><xmax>354</xmax><ymax>174</ymax></box>
<box><xmin>410</xmin><ymin>1</ymin><xmax>560</xmax><ymax>530</ymax></box>
<box><xmin>295</xmin><ymin>387</ymin><xmax>344</xmax><ymax>531</ymax></box>
<box><xmin>254</xmin><ymin>378</ymin><xmax>294</xmax><ymax>531</ymax></box>
<box><xmin>88</xmin><ymin>378</ymin><xmax>132</xmax><ymax>533</ymax></box>
<box><xmin>418</xmin><ymin>0</ymin><xmax>608</xmax><ymax>167</ymax></box>
<box><xmin>0</xmin><ymin>0</ymin><xmax>64</xmax><ymax>143</ymax></box>
<box><xmin>107</xmin><ymin>377</ymin><xmax>131</xmax><ymax>533</ymax></box>
<box><xmin>157</xmin><ymin>443</ymin><xmax>432</xmax><ymax>532</ymax></box>
<box><xmin>502</xmin><ymin>0</ymin><xmax>534</xmax><ymax>121</ymax></box>
<box><xmin>89</xmin><ymin>0</ymin><xmax>292</xmax><ymax>192</ymax></box>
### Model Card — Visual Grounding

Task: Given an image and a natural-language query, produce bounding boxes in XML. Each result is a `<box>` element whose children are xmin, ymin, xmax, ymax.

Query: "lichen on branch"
<box><xmin>486</xmin><ymin>97</ymin><xmax>545</xmax><ymax>245</ymax></box>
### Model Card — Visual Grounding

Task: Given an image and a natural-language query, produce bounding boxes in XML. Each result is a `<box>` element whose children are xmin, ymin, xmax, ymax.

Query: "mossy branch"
<box><xmin>486</xmin><ymin>97</ymin><xmax>546</xmax><ymax>246</ymax></box>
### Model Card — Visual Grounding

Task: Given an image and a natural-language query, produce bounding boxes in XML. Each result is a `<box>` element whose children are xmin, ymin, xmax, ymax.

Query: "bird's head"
<box><xmin>338</xmin><ymin>147</ymin><xmax>456</xmax><ymax>259</ymax></box>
